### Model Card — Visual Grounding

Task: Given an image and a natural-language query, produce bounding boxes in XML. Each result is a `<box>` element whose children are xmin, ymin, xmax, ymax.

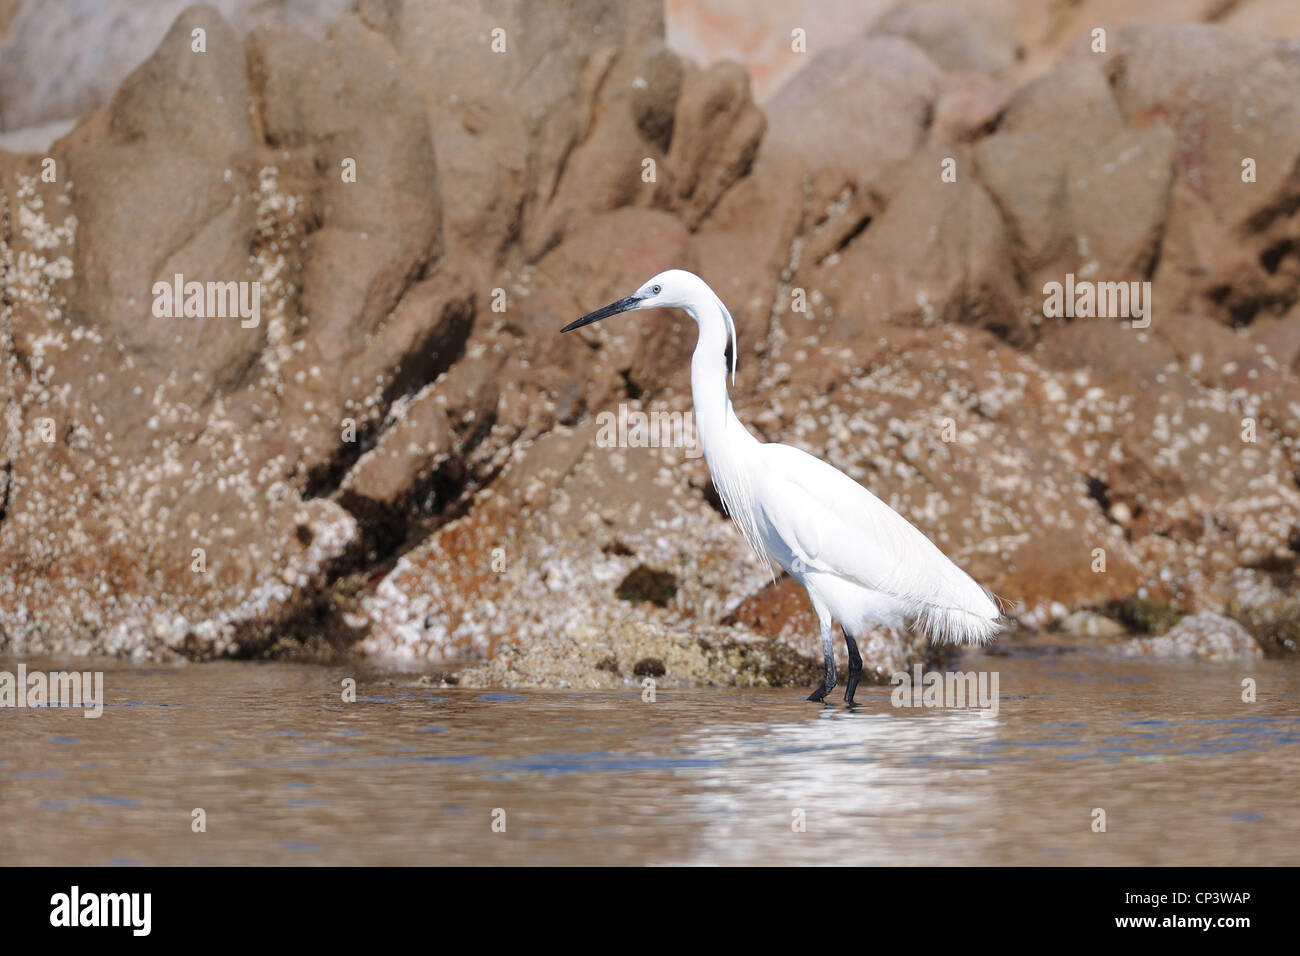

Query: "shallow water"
<box><xmin>1</xmin><ymin>648</ymin><xmax>1297</xmax><ymax>865</ymax></box>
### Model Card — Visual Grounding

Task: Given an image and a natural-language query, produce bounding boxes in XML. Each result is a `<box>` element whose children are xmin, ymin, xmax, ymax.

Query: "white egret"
<box><xmin>562</xmin><ymin>270</ymin><xmax>1001</xmax><ymax>705</ymax></box>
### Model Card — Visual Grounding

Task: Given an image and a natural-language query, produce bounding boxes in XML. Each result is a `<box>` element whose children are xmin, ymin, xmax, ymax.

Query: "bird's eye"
<box><xmin>651</xmin><ymin>285</ymin><xmax>661</xmax><ymax>294</ymax></box>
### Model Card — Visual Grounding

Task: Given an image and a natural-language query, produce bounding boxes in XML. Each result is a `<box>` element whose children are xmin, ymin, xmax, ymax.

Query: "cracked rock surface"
<box><xmin>1</xmin><ymin>2</ymin><xmax>1298</xmax><ymax>681</ymax></box>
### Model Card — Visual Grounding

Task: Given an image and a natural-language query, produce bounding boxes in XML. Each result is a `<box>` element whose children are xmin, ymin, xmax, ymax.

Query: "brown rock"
<box><xmin>631</xmin><ymin>41</ymin><xmax>685</xmax><ymax>151</ymax></box>
<box><xmin>871</xmin><ymin>0</ymin><xmax>1017</xmax><ymax>76</ymax></box>
<box><xmin>8</xmin><ymin>1</ymin><xmax>1300</xmax><ymax>685</ymax></box>
<box><xmin>970</xmin><ymin>59</ymin><xmax>1177</xmax><ymax>335</ymax></box>
<box><xmin>336</xmin><ymin>351</ymin><xmax>502</xmax><ymax>533</ymax></box>
<box><xmin>1110</xmin><ymin>25</ymin><xmax>1300</xmax><ymax>325</ymax></box>
<box><xmin>1116</xmin><ymin>612</ymin><xmax>1262</xmax><ymax>660</ymax></box>
<box><xmin>62</xmin><ymin>6</ymin><xmax>263</xmax><ymax>423</ymax></box>
<box><xmin>358</xmin><ymin>0</ymin><xmax>665</xmax><ymax>269</ymax></box>
<box><xmin>0</xmin><ymin>1</ymin><xmax>353</xmax><ymax>133</ymax></box>
<box><xmin>762</xmin><ymin>35</ymin><xmax>942</xmax><ymax>220</ymax></box>
<box><xmin>804</xmin><ymin>145</ymin><xmax>1020</xmax><ymax>344</ymax></box>
<box><xmin>248</xmin><ymin>16</ymin><xmax>441</xmax><ymax>355</ymax></box>
<box><xmin>657</xmin><ymin>60</ymin><xmax>765</xmax><ymax>229</ymax></box>
<box><xmin>108</xmin><ymin>6</ymin><xmax>253</xmax><ymax>161</ymax></box>
<box><xmin>928</xmin><ymin>71</ymin><xmax>1011</xmax><ymax>145</ymax></box>
<box><xmin>999</xmin><ymin>60</ymin><xmax>1125</xmax><ymax>149</ymax></box>
<box><xmin>338</xmin><ymin>391</ymin><xmax>454</xmax><ymax>519</ymax></box>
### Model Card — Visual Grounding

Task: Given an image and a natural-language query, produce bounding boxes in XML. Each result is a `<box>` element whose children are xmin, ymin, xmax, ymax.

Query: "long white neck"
<box><xmin>686</xmin><ymin>296</ymin><xmax>766</xmax><ymax>561</ymax></box>
<box><xmin>687</xmin><ymin>298</ymin><xmax>758</xmax><ymax>460</ymax></box>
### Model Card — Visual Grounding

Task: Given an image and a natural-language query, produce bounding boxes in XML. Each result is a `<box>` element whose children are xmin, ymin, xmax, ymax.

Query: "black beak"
<box><xmin>561</xmin><ymin>294</ymin><xmax>641</xmax><ymax>333</ymax></box>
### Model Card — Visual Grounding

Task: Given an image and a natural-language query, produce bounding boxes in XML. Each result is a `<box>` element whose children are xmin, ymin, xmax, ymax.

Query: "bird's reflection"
<box><xmin>665</xmin><ymin>705</ymin><xmax>1004</xmax><ymax>864</ymax></box>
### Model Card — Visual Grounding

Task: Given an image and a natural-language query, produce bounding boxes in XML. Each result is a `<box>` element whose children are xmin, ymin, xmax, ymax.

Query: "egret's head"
<box><xmin>560</xmin><ymin>269</ymin><xmax>740</xmax><ymax>381</ymax></box>
<box><xmin>559</xmin><ymin>269</ymin><xmax>704</xmax><ymax>332</ymax></box>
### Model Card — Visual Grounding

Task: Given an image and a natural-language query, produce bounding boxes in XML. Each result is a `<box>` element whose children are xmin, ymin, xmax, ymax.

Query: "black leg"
<box><xmin>806</xmin><ymin>664</ymin><xmax>836</xmax><ymax>701</ymax></box>
<box><xmin>807</xmin><ymin>643</ymin><xmax>837</xmax><ymax>701</ymax></box>
<box><xmin>842</xmin><ymin>627</ymin><xmax>862</xmax><ymax>706</ymax></box>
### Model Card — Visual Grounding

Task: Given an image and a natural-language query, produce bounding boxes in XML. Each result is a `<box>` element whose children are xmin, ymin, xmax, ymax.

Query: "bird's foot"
<box><xmin>806</xmin><ymin>672</ymin><xmax>836</xmax><ymax>702</ymax></box>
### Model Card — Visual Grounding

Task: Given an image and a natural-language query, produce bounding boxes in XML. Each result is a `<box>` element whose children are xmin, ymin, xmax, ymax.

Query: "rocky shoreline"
<box><xmin>2</xmin><ymin>2</ymin><xmax>1299</xmax><ymax>682</ymax></box>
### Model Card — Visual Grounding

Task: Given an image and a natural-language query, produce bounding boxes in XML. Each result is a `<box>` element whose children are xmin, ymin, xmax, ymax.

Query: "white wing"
<box><xmin>756</xmin><ymin>442</ymin><xmax>1000</xmax><ymax>644</ymax></box>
